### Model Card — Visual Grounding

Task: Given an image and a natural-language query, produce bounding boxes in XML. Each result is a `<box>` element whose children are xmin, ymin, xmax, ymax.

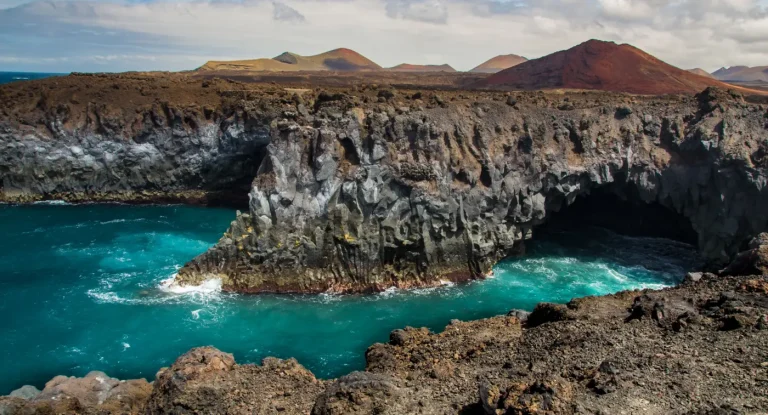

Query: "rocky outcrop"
<box><xmin>0</xmin><ymin>372</ymin><xmax>151</xmax><ymax>415</ymax></box>
<box><xmin>145</xmin><ymin>346</ymin><xmax>325</xmax><ymax>414</ymax></box>
<box><xmin>0</xmin><ymin>74</ymin><xmax>275</xmax><ymax>206</ymax></box>
<box><xmin>3</xmin><ymin>274</ymin><xmax>767</xmax><ymax>414</ymax></box>
<box><xmin>177</xmin><ymin>86</ymin><xmax>768</xmax><ymax>293</ymax></box>
<box><xmin>722</xmin><ymin>232</ymin><xmax>768</xmax><ymax>276</ymax></box>
<box><xmin>2</xmin><ymin>75</ymin><xmax>768</xmax><ymax>294</ymax></box>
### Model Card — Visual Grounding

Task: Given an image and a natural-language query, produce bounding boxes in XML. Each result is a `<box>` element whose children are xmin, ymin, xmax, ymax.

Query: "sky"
<box><xmin>1</xmin><ymin>0</ymin><xmax>768</xmax><ymax>73</ymax></box>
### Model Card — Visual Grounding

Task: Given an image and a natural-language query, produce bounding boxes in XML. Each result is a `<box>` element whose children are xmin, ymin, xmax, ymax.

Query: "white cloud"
<box><xmin>598</xmin><ymin>0</ymin><xmax>657</xmax><ymax>20</ymax></box>
<box><xmin>385</xmin><ymin>0</ymin><xmax>448</xmax><ymax>24</ymax></box>
<box><xmin>273</xmin><ymin>1</ymin><xmax>305</xmax><ymax>22</ymax></box>
<box><xmin>0</xmin><ymin>0</ymin><xmax>767</xmax><ymax>72</ymax></box>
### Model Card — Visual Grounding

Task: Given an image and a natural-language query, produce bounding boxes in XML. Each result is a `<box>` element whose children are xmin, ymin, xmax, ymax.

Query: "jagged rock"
<box><xmin>145</xmin><ymin>346</ymin><xmax>323</xmax><ymax>414</ymax></box>
<box><xmin>8</xmin><ymin>386</ymin><xmax>39</xmax><ymax>401</ymax></box>
<box><xmin>526</xmin><ymin>303</ymin><xmax>571</xmax><ymax>327</ymax></box>
<box><xmin>507</xmin><ymin>309</ymin><xmax>531</xmax><ymax>321</ymax></box>
<box><xmin>312</xmin><ymin>372</ymin><xmax>417</xmax><ymax>415</ymax></box>
<box><xmin>684</xmin><ymin>271</ymin><xmax>704</xmax><ymax>283</ymax></box>
<box><xmin>0</xmin><ymin>398</ymin><xmax>25</xmax><ymax>415</ymax></box>
<box><xmin>479</xmin><ymin>379</ymin><xmax>570</xmax><ymax>414</ymax></box>
<box><xmin>0</xmin><ymin>373</ymin><xmax>150</xmax><ymax>415</ymax></box>
<box><xmin>627</xmin><ymin>294</ymin><xmax>698</xmax><ymax>329</ymax></box>
<box><xmin>389</xmin><ymin>327</ymin><xmax>430</xmax><ymax>346</ymax></box>
<box><xmin>722</xmin><ymin>233</ymin><xmax>768</xmax><ymax>276</ymax></box>
<box><xmin>35</xmin><ymin>371</ymin><xmax>122</xmax><ymax>406</ymax></box>
<box><xmin>173</xmin><ymin>85</ymin><xmax>768</xmax><ymax>293</ymax></box>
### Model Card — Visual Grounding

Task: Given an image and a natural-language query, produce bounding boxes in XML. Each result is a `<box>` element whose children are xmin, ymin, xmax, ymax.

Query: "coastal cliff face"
<box><xmin>178</xmin><ymin>87</ymin><xmax>768</xmax><ymax>293</ymax></box>
<box><xmin>0</xmin><ymin>74</ymin><xmax>274</xmax><ymax>205</ymax></box>
<box><xmin>1</xmin><ymin>74</ymin><xmax>767</xmax><ymax>293</ymax></box>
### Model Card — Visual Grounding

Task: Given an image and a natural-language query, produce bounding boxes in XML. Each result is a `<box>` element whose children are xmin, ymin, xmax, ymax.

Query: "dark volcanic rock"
<box><xmin>173</xmin><ymin>84</ymin><xmax>768</xmax><ymax>293</ymax></box>
<box><xmin>2</xmin><ymin>75</ymin><xmax>768</xmax><ymax>294</ymax></box>
<box><xmin>526</xmin><ymin>302</ymin><xmax>572</xmax><ymax>327</ymax></box>
<box><xmin>722</xmin><ymin>233</ymin><xmax>768</xmax><ymax>276</ymax></box>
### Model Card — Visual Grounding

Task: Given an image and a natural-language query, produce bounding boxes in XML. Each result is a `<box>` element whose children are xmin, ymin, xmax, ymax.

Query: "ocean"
<box><xmin>0</xmin><ymin>203</ymin><xmax>696</xmax><ymax>393</ymax></box>
<box><xmin>0</xmin><ymin>72</ymin><xmax>66</xmax><ymax>85</ymax></box>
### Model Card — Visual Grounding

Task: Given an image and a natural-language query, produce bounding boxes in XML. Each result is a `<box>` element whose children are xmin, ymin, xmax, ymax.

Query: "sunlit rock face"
<box><xmin>177</xmin><ymin>87</ymin><xmax>768</xmax><ymax>293</ymax></box>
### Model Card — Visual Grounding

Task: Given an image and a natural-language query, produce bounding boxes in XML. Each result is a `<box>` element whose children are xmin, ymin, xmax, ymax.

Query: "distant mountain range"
<box><xmin>197</xmin><ymin>49</ymin><xmax>519</xmax><ymax>74</ymax></box>
<box><xmin>192</xmin><ymin>43</ymin><xmax>767</xmax><ymax>95</ymax></box>
<box><xmin>198</xmin><ymin>48</ymin><xmax>382</xmax><ymax>72</ymax></box>
<box><xmin>712</xmin><ymin>66</ymin><xmax>768</xmax><ymax>82</ymax></box>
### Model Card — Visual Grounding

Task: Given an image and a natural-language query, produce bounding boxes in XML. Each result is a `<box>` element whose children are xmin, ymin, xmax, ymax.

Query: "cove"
<box><xmin>0</xmin><ymin>203</ymin><xmax>697</xmax><ymax>394</ymax></box>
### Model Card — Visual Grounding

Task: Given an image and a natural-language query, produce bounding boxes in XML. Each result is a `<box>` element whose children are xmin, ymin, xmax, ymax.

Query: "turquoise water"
<box><xmin>0</xmin><ymin>203</ymin><xmax>696</xmax><ymax>393</ymax></box>
<box><xmin>0</xmin><ymin>72</ymin><xmax>65</xmax><ymax>85</ymax></box>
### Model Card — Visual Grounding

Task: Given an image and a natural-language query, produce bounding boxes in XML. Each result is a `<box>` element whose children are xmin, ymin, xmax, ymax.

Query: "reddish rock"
<box><xmin>474</xmin><ymin>39</ymin><xmax>744</xmax><ymax>95</ymax></box>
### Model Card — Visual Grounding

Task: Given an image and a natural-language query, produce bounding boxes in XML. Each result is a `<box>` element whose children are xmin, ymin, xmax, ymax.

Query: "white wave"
<box><xmin>86</xmin><ymin>274</ymin><xmax>223</xmax><ymax>306</ymax></box>
<box><xmin>439</xmin><ymin>280</ymin><xmax>455</xmax><ymax>287</ymax></box>
<box><xmin>99</xmin><ymin>218</ymin><xmax>148</xmax><ymax>225</ymax></box>
<box><xmin>191</xmin><ymin>309</ymin><xmax>202</xmax><ymax>319</ymax></box>
<box><xmin>316</xmin><ymin>292</ymin><xmax>342</xmax><ymax>303</ymax></box>
<box><xmin>32</xmin><ymin>200</ymin><xmax>72</xmax><ymax>205</ymax></box>
<box><xmin>122</xmin><ymin>342</ymin><xmax>131</xmax><ymax>350</ymax></box>
<box><xmin>411</xmin><ymin>286</ymin><xmax>438</xmax><ymax>295</ymax></box>
<box><xmin>605</xmin><ymin>267</ymin><xmax>629</xmax><ymax>282</ymax></box>
<box><xmin>12</xmin><ymin>77</ymin><xmax>29</xmax><ymax>80</ymax></box>
<box><xmin>377</xmin><ymin>286</ymin><xmax>399</xmax><ymax>298</ymax></box>
<box><xmin>158</xmin><ymin>275</ymin><xmax>222</xmax><ymax>294</ymax></box>
<box><xmin>87</xmin><ymin>290</ymin><xmax>123</xmax><ymax>303</ymax></box>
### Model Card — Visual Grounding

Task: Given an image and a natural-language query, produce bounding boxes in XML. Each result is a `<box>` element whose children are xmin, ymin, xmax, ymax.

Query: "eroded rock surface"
<box><xmin>177</xmin><ymin>85</ymin><xmax>768</xmax><ymax>293</ymax></box>
<box><xmin>145</xmin><ymin>347</ymin><xmax>325</xmax><ymax>414</ymax></box>
<box><xmin>0</xmin><ymin>371</ymin><xmax>151</xmax><ymax>415</ymax></box>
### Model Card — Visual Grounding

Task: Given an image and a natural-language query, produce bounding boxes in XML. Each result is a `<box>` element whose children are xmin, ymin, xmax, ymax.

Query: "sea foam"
<box><xmin>158</xmin><ymin>275</ymin><xmax>222</xmax><ymax>295</ymax></box>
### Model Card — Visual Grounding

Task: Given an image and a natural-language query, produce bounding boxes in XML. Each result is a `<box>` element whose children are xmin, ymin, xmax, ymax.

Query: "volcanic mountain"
<box><xmin>387</xmin><ymin>64</ymin><xmax>456</xmax><ymax>72</ymax></box>
<box><xmin>713</xmin><ymin>66</ymin><xmax>768</xmax><ymax>82</ymax></box>
<box><xmin>473</xmin><ymin>40</ymin><xmax>729</xmax><ymax>95</ymax></box>
<box><xmin>470</xmin><ymin>54</ymin><xmax>528</xmax><ymax>73</ymax></box>
<box><xmin>197</xmin><ymin>48</ymin><xmax>381</xmax><ymax>72</ymax></box>
<box><xmin>686</xmin><ymin>68</ymin><xmax>714</xmax><ymax>79</ymax></box>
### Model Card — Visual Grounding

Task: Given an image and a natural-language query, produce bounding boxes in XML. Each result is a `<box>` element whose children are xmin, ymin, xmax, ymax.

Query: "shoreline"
<box><xmin>3</xmin><ymin>272</ymin><xmax>766</xmax><ymax>413</ymax></box>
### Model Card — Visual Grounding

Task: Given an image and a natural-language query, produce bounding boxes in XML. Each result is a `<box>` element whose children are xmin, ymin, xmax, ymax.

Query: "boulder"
<box><xmin>8</xmin><ymin>386</ymin><xmax>39</xmax><ymax>401</ymax></box>
<box><xmin>527</xmin><ymin>303</ymin><xmax>571</xmax><ymax>327</ymax></box>
<box><xmin>312</xmin><ymin>372</ymin><xmax>417</xmax><ymax>415</ymax></box>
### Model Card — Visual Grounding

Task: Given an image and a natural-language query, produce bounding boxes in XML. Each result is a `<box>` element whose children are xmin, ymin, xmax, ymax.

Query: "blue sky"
<box><xmin>1</xmin><ymin>0</ymin><xmax>768</xmax><ymax>72</ymax></box>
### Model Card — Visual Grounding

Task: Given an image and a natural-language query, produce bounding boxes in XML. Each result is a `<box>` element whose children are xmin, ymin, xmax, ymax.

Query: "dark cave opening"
<box><xmin>538</xmin><ymin>184</ymin><xmax>698</xmax><ymax>247</ymax></box>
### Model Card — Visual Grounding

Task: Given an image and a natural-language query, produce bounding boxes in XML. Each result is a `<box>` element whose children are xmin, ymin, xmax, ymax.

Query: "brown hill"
<box><xmin>387</xmin><ymin>64</ymin><xmax>456</xmax><ymax>72</ymax></box>
<box><xmin>470</xmin><ymin>54</ymin><xmax>528</xmax><ymax>73</ymax></box>
<box><xmin>197</xmin><ymin>48</ymin><xmax>381</xmax><ymax>72</ymax></box>
<box><xmin>473</xmin><ymin>40</ymin><xmax>731</xmax><ymax>95</ymax></box>
<box><xmin>687</xmin><ymin>68</ymin><xmax>714</xmax><ymax>79</ymax></box>
<box><xmin>713</xmin><ymin>66</ymin><xmax>768</xmax><ymax>82</ymax></box>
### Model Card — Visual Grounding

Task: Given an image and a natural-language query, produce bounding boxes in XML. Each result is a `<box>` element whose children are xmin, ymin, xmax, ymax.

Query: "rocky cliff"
<box><xmin>0</xmin><ymin>74</ymin><xmax>278</xmax><ymax>206</ymax></box>
<box><xmin>2</xmin><ymin>74</ymin><xmax>768</xmax><ymax>293</ymax></box>
<box><xmin>3</xmin><ymin>272</ymin><xmax>767</xmax><ymax>414</ymax></box>
<box><xmin>177</xmin><ymin>86</ymin><xmax>768</xmax><ymax>293</ymax></box>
